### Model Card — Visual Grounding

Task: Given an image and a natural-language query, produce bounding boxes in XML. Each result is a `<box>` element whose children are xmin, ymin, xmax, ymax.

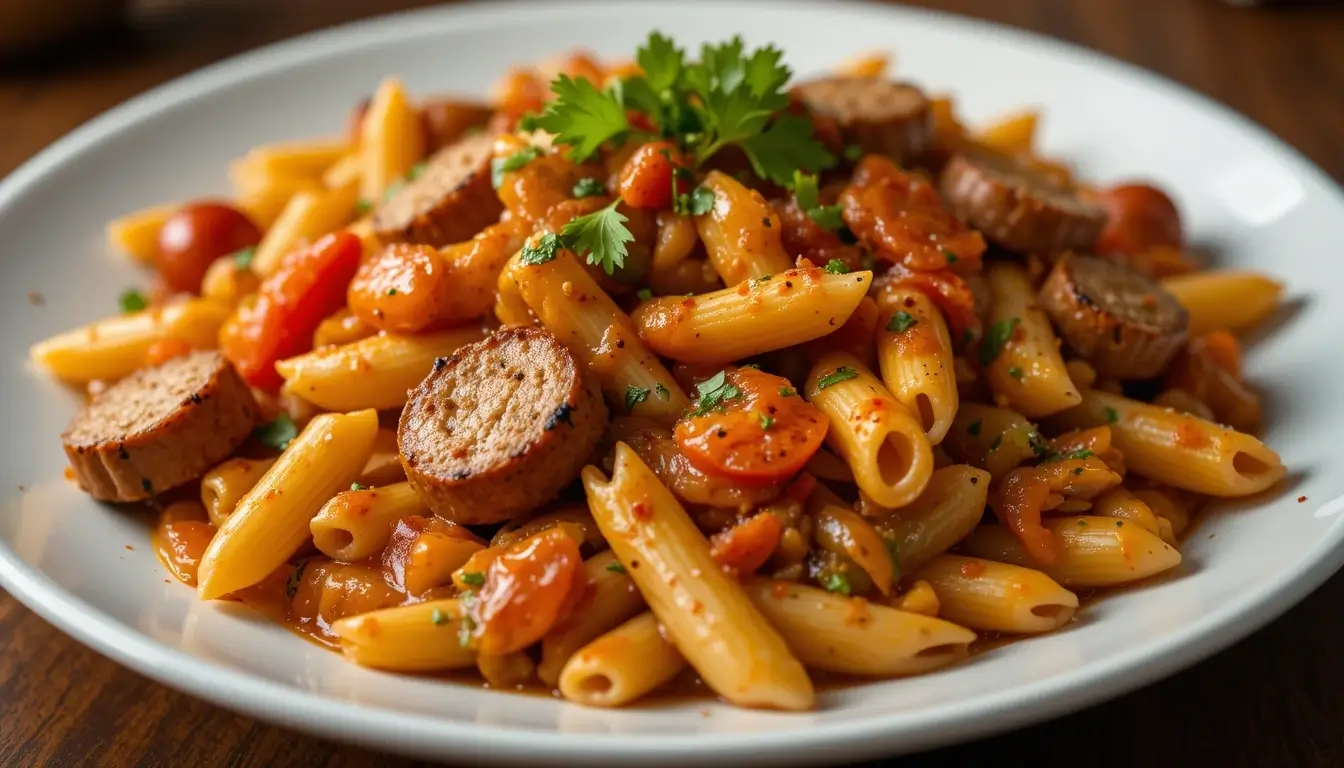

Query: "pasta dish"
<box><xmin>31</xmin><ymin>34</ymin><xmax>1287</xmax><ymax>710</ymax></box>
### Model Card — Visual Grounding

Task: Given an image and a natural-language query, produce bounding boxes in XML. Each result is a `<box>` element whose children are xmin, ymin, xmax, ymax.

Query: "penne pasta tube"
<box><xmin>873</xmin><ymin>464</ymin><xmax>990</xmax><ymax>573</ymax></box>
<box><xmin>557</xmin><ymin>612</ymin><xmax>686</xmax><ymax>708</ymax></box>
<box><xmin>200</xmin><ymin>456</ymin><xmax>276</xmax><ymax>528</ymax></box>
<box><xmin>1161</xmin><ymin>271</ymin><xmax>1284</xmax><ymax>337</ymax></box>
<box><xmin>30</xmin><ymin>298</ymin><xmax>230</xmax><ymax>383</ymax></box>
<box><xmin>196</xmin><ymin>409</ymin><xmax>379</xmax><ymax>600</ymax></box>
<box><xmin>1048</xmin><ymin>389</ymin><xmax>1285</xmax><ymax>497</ymax></box>
<box><xmin>275</xmin><ymin>327</ymin><xmax>487</xmax><ymax>412</ymax></box>
<box><xmin>359</xmin><ymin>77</ymin><xmax>426</xmax><ymax>201</ymax></box>
<box><xmin>1088</xmin><ymin>486</ymin><xmax>1161</xmax><ymax>536</ymax></box>
<box><xmin>331</xmin><ymin>599</ymin><xmax>476</xmax><ymax>672</ymax></box>
<box><xmin>964</xmin><ymin>516</ymin><xmax>1182</xmax><ymax>587</ymax></box>
<box><xmin>633</xmin><ymin>266</ymin><xmax>872</xmax><ymax>365</ymax></box>
<box><xmin>582</xmin><ymin>443</ymin><xmax>815</xmax><ymax>711</ymax></box>
<box><xmin>694</xmin><ymin>171</ymin><xmax>794</xmax><ymax>284</ymax></box>
<box><xmin>875</xmin><ymin>285</ymin><xmax>959</xmax><ymax>443</ymax></box>
<box><xmin>236</xmin><ymin>139</ymin><xmax>349</xmax><ymax>180</ymax></box>
<box><xmin>806</xmin><ymin>353</ymin><xmax>934</xmax><ymax>509</ymax></box>
<box><xmin>912</xmin><ymin>554</ymin><xmax>1078</xmax><ymax>634</ymax></box>
<box><xmin>538</xmin><ymin>550</ymin><xmax>646</xmax><ymax>687</ymax></box>
<box><xmin>251</xmin><ymin>183</ymin><xmax>360</xmax><ymax>276</ymax></box>
<box><xmin>894</xmin><ymin>579</ymin><xmax>940</xmax><ymax>617</ymax></box>
<box><xmin>983</xmin><ymin>261</ymin><xmax>1081</xmax><ymax>418</ymax></box>
<box><xmin>310</xmin><ymin>482</ymin><xmax>428</xmax><ymax>562</ymax></box>
<box><xmin>200</xmin><ymin>256</ymin><xmax>261</xmax><ymax>308</ymax></box>
<box><xmin>975</xmin><ymin>110</ymin><xmax>1038</xmax><ymax>154</ymax></box>
<box><xmin>106</xmin><ymin>202</ymin><xmax>177</xmax><ymax>264</ymax></box>
<box><xmin>511</xmin><ymin>248</ymin><xmax>690</xmax><ymax>422</ymax></box>
<box><xmin>477</xmin><ymin>652</ymin><xmax>536</xmax><ymax>690</ymax></box>
<box><xmin>745</xmin><ymin>580</ymin><xmax>976</xmax><ymax>676</ymax></box>
<box><xmin>322</xmin><ymin>152</ymin><xmax>363</xmax><ymax>190</ymax></box>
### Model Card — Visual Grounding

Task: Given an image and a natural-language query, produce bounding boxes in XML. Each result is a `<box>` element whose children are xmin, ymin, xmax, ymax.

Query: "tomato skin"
<box><xmin>618</xmin><ymin>141</ymin><xmax>689</xmax><ymax>210</ymax></box>
<box><xmin>1094</xmin><ymin>183</ymin><xmax>1183</xmax><ymax>255</ymax></box>
<box><xmin>674</xmin><ymin>367</ymin><xmax>829</xmax><ymax>483</ymax></box>
<box><xmin>156</xmin><ymin>202</ymin><xmax>262</xmax><ymax>294</ymax></box>
<box><xmin>219</xmin><ymin>231</ymin><xmax>362</xmax><ymax>391</ymax></box>
<box><xmin>470</xmin><ymin>528</ymin><xmax>583</xmax><ymax>655</ymax></box>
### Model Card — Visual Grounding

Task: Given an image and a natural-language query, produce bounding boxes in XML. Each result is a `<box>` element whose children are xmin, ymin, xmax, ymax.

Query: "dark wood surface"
<box><xmin>3</xmin><ymin>0</ymin><xmax>1343</xmax><ymax>765</ymax></box>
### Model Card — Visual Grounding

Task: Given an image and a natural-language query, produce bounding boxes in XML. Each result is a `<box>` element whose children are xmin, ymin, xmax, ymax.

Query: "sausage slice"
<box><xmin>1038</xmin><ymin>254</ymin><xmax>1189</xmax><ymax>380</ymax></box>
<box><xmin>398</xmin><ymin>327</ymin><xmax>607</xmax><ymax>525</ymax></box>
<box><xmin>419</xmin><ymin>98</ymin><xmax>493</xmax><ymax>152</ymax></box>
<box><xmin>373</xmin><ymin>132</ymin><xmax>504</xmax><ymax>247</ymax></box>
<box><xmin>940</xmin><ymin>148</ymin><xmax>1107</xmax><ymax>255</ymax></box>
<box><xmin>794</xmin><ymin>77</ymin><xmax>933</xmax><ymax>165</ymax></box>
<box><xmin>62</xmin><ymin>351</ymin><xmax>259</xmax><ymax>502</ymax></box>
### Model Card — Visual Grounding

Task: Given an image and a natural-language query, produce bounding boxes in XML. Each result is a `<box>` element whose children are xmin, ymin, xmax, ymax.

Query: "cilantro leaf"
<box><xmin>816</xmin><ymin>367</ymin><xmax>858</xmax><ymax>390</ymax></box>
<box><xmin>560</xmin><ymin>199</ymin><xmax>634</xmax><ymax>274</ymax></box>
<box><xmin>572</xmin><ymin>177</ymin><xmax>605</xmax><ymax>198</ymax></box>
<box><xmin>431</xmin><ymin>608</ymin><xmax>449</xmax><ymax>626</ymax></box>
<box><xmin>253</xmin><ymin>413</ymin><xmax>297</xmax><ymax>451</ymax></box>
<box><xmin>741</xmin><ymin>114</ymin><xmax>835</xmax><ymax>186</ymax></box>
<box><xmin>519</xmin><ymin>233</ymin><xmax>562</xmax><ymax>266</ymax></box>
<box><xmin>822</xmin><ymin>572</ymin><xmax>851</xmax><ymax>595</ymax></box>
<box><xmin>350</xmin><ymin>482</ymin><xmax>370</xmax><ymax>491</ymax></box>
<box><xmin>491</xmin><ymin>146</ymin><xmax>542</xmax><ymax>188</ymax></box>
<box><xmin>625</xmin><ymin>385</ymin><xmax>651</xmax><ymax>413</ymax></box>
<box><xmin>779</xmin><ymin>386</ymin><xmax>796</xmax><ymax>397</ymax></box>
<box><xmin>979</xmin><ymin>317</ymin><xmax>1021</xmax><ymax>366</ymax></box>
<box><xmin>887</xmin><ymin>311</ymin><xmax>917</xmax><ymax>333</ymax></box>
<box><xmin>535</xmin><ymin>75</ymin><xmax>629</xmax><ymax>162</ymax></box>
<box><xmin>119</xmin><ymin>289</ymin><xmax>147</xmax><ymax>314</ymax></box>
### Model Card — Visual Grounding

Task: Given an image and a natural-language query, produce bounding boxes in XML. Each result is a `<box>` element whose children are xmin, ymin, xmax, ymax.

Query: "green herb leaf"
<box><xmin>118</xmin><ymin>289</ymin><xmax>148</xmax><ymax>314</ymax></box>
<box><xmin>677</xmin><ymin>184</ymin><xmax>715</xmax><ymax>216</ymax></box>
<box><xmin>1104</xmin><ymin>406</ymin><xmax>1120</xmax><ymax>424</ymax></box>
<box><xmin>636</xmin><ymin>288</ymin><xmax>654</xmax><ymax>301</ymax></box>
<box><xmin>807</xmin><ymin>204</ymin><xmax>846</xmax><ymax>231</ymax></box>
<box><xmin>844</xmin><ymin>144</ymin><xmax>863</xmax><ymax>162</ymax></box>
<box><xmin>816</xmin><ymin>366</ymin><xmax>858</xmax><ymax>390</ymax></box>
<box><xmin>457</xmin><ymin>597</ymin><xmax>477</xmax><ymax>648</ymax></box>
<box><xmin>689</xmin><ymin>370</ymin><xmax>742</xmax><ymax>417</ymax></box>
<box><xmin>350</xmin><ymin>482</ymin><xmax>370</xmax><ymax>491</ymax></box>
<box><xmin>387</xmin><ymin>288</ymin><xmax>398</xmax><ymax>296</ymax></box>
<box><xmin>535</xmin><ymin>75</ymin><xmax>630</xmax><ymax>162</ymax></box>
<box><xmin>779</xmin><ymin>386</ymin><xmax>796</xmax><ymax>397</ymax></box>
<box><xmin>354</xmin><ymin>198</ymin><xmax>372</xmax><ymax>216</ymax></box>
<box><xmin>560</xmin><ymin>199</ymin><xmax>634</xmax><ymax>275</ymax></box>
<box><xmin>1008</xmin><ymin>366</ymin><xmax>1024</xmax><ymax>380</ymax></box>
<box><xmin>823</xmin><ymin>259</ymin><xmax>849</xmax><ymax>275</ymax></box>
<box><xmin>943</xmin><ymin>248</ymin><xmax>959</xmax><ymax>265</ymax></box>
<box><xmin>519</xmin><ymin>232</ymin><xmax>563</xmax><ymax>266</ymax></box>
<box><xmin>232</xmin><ymin>246</ymin><xmax>256</xmax><ymax>270</ymax></box>
<box><xmin>637</xmin><ymin>31</ymin><xmax>685</xmax><ymax>92</ymax></box>
<box><xmin>968</xmin><ymin>418</ymin><xmax>982</xmax><ymax>437</ymax></box>
<box><xmin>431</xmin><ymin>608</ymin><xmax>449</xmax><ymax>626</ymax></box>
<box><xmin>740</xmin><ymin>114</ymin><xmax>835</xmax><ymax>186</ymax></box>
<box><xmin>822</xmin><ymin>572</ymin><xmax>851</xmax><ymax>595</ymax></box>
<box><xmin>655</xmin><ymin>383</ymin><xmax>671</xmax><ymax>400</ymax></box>
<box><xmin>793</xmin><ymin>170</ymin><xmax>821</xmax><ymax>211</ymax></box>
<box><xmin>460</xmin><ymin>571</ymin><xmax>485</xmax><ymax>587</ymax></box>
<box><xmin>1041</xmin><ymin>449</ymin><xmax>1096</xmax><ymax>464</ymax></box>
<box><xmin>625</xmin><ymin>385</ymin><xmax>651</xmax><ymax>413</ymax></box>
<box><xmin>572</xmin><ymin>177</ymin><xmax>606</xmax><ymax>198</ymax></box>
<box><xmin>283</xmin><ymin>560</ymin><xmax>308</xmax><ymax>600</ymax></box>
<box><xmin>491</xmin><ymin>146</ymin><xmax>543</xmax><ymax>188</ymax></box>
<box><xmin>988</xmin><ymin>433</ymin><xmax>1003</xmax><ymax>451</ymax></box>
<box><xmin>407</xmin><ymin>162</ymin><xmax>426</xmax><ymax>181</ymax></box>
<box><xmin>979</xmin><ymin>317</ymin><xmax>1022</xmax><ymax>367</ymax></box>
<box><xmin>606</xmin><ymin>561</ymin><xmax>628</xmax><ymax>574</ymax></box>
<box><xmin>758</xmin><ymin>411</ymin><xmax>775</xmax><ymax>430</ymax></box>
<box><xmin>253</xmin><ymin>413</ymin><xmax>298</xmax><ymax>451</ymax></box>
<box><xmin>1027</xmin><ymin>431</ymin><xmax>1050</xmax><ymax>457</ymax></box>
<box><xmin>886</xmin><ymin>311</ymin><xmax>917</xmax><ymax>333</ymax></box>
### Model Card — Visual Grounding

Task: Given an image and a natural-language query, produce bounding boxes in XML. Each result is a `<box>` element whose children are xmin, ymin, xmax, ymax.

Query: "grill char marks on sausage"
<box><xmin>939</xmin><ymin>147</ymin><xmax>1107</xmax><ymax>256</ymax></box>
<box><xmin>61</xmin><ymin>351</ymin><xmax>259</xmax><ymax>502</ymax></box>
<box><xmin>1038</xmin><ymin>253</ymin><xmax>1190</xmax><ymax>380</ymax></box>
<box><xmin>373</xmin><ymin>133</ymin><xmax>503</xmax><ymax>247</ymax></box>
<box><xmin>397</xmin><ymin>327</ymin><xmax>608</xmax><ymax>525</ymax></box>
<box><xmin>793</xmin><ymin>77</ymin><xmax>933</xmax><ymax>166</ymax></box>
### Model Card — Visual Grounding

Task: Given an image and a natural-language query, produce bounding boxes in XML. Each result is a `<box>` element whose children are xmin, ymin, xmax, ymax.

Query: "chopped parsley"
<box><xmin>886</xmin><ymin>311</ymin><xmax>917</xmax><ymax>333</ymax></box>
<box><xmin>822</xmin><ymin>572</ymin><xmax>851</xmax><ymax>595</ymax></box>
<box><xmin>816</xmin><ymin>366</ymin><xmax>858</xmax><ymax>390</ymax></box>
<box><xmin>758</xmin><ymin>412</ymin><xmax>775</xmax><ymax>430</ymax></box>
<box><xmin>1027</xmin><ymin>431</ymin><xmax>1050</xmax><ymax>457</ymax></box>
<box><xmin>458</xmin><ymin>608</ymin><xmax>477</xmax><ymax>648</ymax></box>
<box><xmin>943</xmin><ymin>248</ymin><xmax>959</xmax><ymax>265</ymax></box>
<box><xmin>625</xmin><ymin>385</ymin><xmax>651</xmax><ymax>412</ymax></box>
<box><xmin>491</xmin><ymin>146</ymin><xmax>543</xmax><ymax>188</ymax></box>
<box><xmin>520</xmin><ymin>232</ymin><xmax>562</xmax><ymax>266</ymax></box>
<box><xmin>675</xmin><ymin>182</ymin><xmax>715</xmax><ymax>216</ymax></box>
<box><xmin>1104</xmin><ymin>406</ymin><xmax>1120</xmax><ymax>424</ymax></box>
<box><xmin>793</xmin><ymin>171</ymin><xmax>846</xmax><ymax>232</ymax></box>
<box><xmin>350</xmin><ymin>482</ymin><xmax>370</xmax><ymax>491</ymax></box>
<box><xmin>844</xmin><ymin>144</ymin><xmax>863</xmax><ymax>162</ymax></box>
<box><xmin>606</xmin><ymin>561</ymin><xmax>627</xmax><ymax>574</ymax></box>
<box><xmin>283</xmin><ymin>560</ymin><xmax>308</xmax><ymax>600</ymax></box>
<box><xmin>1041</xmin><ymin>449</ymin><xmax>1095</xmax><ymax>464</ymax></box>
<box><xmin>967</xmin><ymin>418</ymin><xmax>982</xmax><ymax>437</ymax></box>
<box><xmin>655</xmin><ymin>383</ymin><xmax>671</xmax><ymax>400</ymax></box>
<box><xmin>823</xmin><ymin>259</ymin><xmax>849</xmax><ymax>275</ymax></box>
<box><xmin>979</xmin><ymin>317</ymin><xmax>1021</xmax><ymax>366</ymax></box>
<box><xmin>689</xmin><ymin>370</ymin><xmax>742</xmax><ymax>417</ymax></box>
<box><xmin>407</xmin><ymin>161</ymin><xmax>426</xmax><ymax>181</ymax></box>
<box><xmin>231</xmin><ymin>246</ymin><xmax>256</xmax><ymax>270</ymax></box>
<box><xmin>118</xmin><ymin>289</ymin><xmax>148</xmax><ymax>314</ymax></box>
<box><xmin>572</xmin><ymin>177</ymin><xmax>605</xmax><ymax>198</ymax></box>
<box><xmin>636</xmin><ymin>288</ymin><xmax>654</xmax><ymax>301</ymax></box>
<box><xmin>431</xmin><ymin>608</ymin><xmax>449</xmax><ymax>626</ymax></box>
<box><xmin>387</xmin><ymin>288</ymin><xmax>398</xmax><ymax>296</ymax></box>
<box><xmin>1008</xmin><ymin>366</ymin><xmax>1024</xmax><ymax>381</ymax></box>
<box><xmin>779</xmin><ymin>386</ymin><xmax>796</xmax><ymax>397</ymax></box>
<box><xmin>354</xmin><ymin>198</ymin><xmax>372</xmax><ymax>216</ymax></box>
<box><xmin>459</xmin><ymin>571</ymin><xmax>486</xmax><ymax>588</ymax></box>
<box><xmin>561</xmin><ymin>199</ymin><xmax>633</xmax><ymax>274</ymax></box>
<box><xmin>253</xmin><ymin>413</ymin><xmax>298</xmax><ymax>451</ymax></box>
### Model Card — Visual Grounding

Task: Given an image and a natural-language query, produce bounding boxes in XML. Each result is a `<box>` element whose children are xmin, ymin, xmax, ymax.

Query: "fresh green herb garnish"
<box><xmin>636</xmin><ymin>288</ymin><xmax>654</xmax><ymax>301</ymax></box>
<box><xmin>988</xmin><ymin>434</ymin><xmax>1003</xmax><ymax>451</ymax></box>
<box><xmin>816</xmin><ymin>367</ymin><xmax>858</xmax><ymax>390</ymax></box>
<box><xmin>283</xmin><ymin>560</ymin><xmax>308</xmax><ymax>600</ymax></box>
<box><xmin>572</xmin><ymin>177</ymin><xmax>606</xmax><ymax>198</ymax></box>
<box><xmin>689</xmin><ymin>370</ymin><xmax>742</xmax><ymax>417</ymax></box>
<box><xmin>823</xmin><ymin>259</ymin><xmax>849</xmax><ymax>275</ymax></box>
<box><xmin>779</xmin><ymin>386</ymin><xmax>796</xmax><ymax>397</ymax></box>
<box><xmin>232</xmin><ymin>246</ymin><xmax>256</xmax><ymax>270</ymax></box>
<box><xmin>1104</xmin><ymin>406</ymin><xmax>1120</xmax><ymax>424</ymax></box>
<box><xmin>943</xmin><ymin>249</ymin><xmax>959</xmax><ymax>265</ymax></box>
<box><xmin>460</xmin><ymin>571</ymin><xmax>486</xmax><ymax>588</ymax></box>
<box><xmin>625</xmin><ymin>385</ymin><xmax>651</xmax><ymax>413</ymax></box>
<box><xmin>606</xmin><ymin>561</ymin><xmax>627</xmax><ymax>574</ymax></box>
<box><xmin>758</xmin><ymin>412</ymin><xmax>775</xmax><ymax>430</ymax></box>
<box><xmin>519</xmin><ymin>232</ymin><xmax>562</xmax><ymax>266</ymax></box>
<box><xmin>887</xmin><ymin>311</ymin><xmax>917</xmax><ymax>333</ymax></box>
<box><xmin>387</xmin><ymin>288</ymin><xmax>398</xmax><ymax>296</ymax></box>
<box><xmin>431</xmin><ymin>608</ymin><xmax>449</xmax><ymax>626</ymax></box>
<box><xmin>968</xmin><ymin>418</ymin><xmax>982</xmax><ymax>437</ymax></box>
<box><xmin>979</xmin><ymin>317</ymin><xmax>1021</xmax><ymax>366</ymax></box>
<box><xmin>354</xmin><ymin>198</ymin><xmax>372</xmax><ymax>216</ymax></box>
<box><xmin>253</xmin><ymin>413</ymin><xmax>298</xmax><ymax>451</ymax></box>
<box><xmin>1041</xmin><ymin>449</ymin><xmax>1095</xmax><ymax>464</ymax></box>
<box><xmin>655</xmin><ymin>383</ymin><xmax>670</xmax><ymax>400</ymax></box>
<box><xmin>458</xmin><ymin>602</ymin><xmax>477</xmax><ymax>648</ymax></box>
<box><xmin>118</xmin><ymin>289</ymin><xmax>148</xmax><ymax>314</ymax></box>
<box><xmin>844</xmin><ymin>144</ymin><xmax>863</xmax><ymax>162</ymax></box>
<box><xmin>793</xmin><ymin>171</ymin><xmax>846</xmax><ymax>232</ymax></box>
<box><xmin>1008</xmin><ymin>366</ymin><xmax>1024</xmax><ymax>381</ymax></box>
<box><xmin>560</xmin><ymin>199</ymin><xmax>634</xmax><ymax>274</ymax></box>
<box><xmin>491</xmin><ymin>146</ymin><xmax>543</xmax><ymax>188</ymax></box>
<box><xmin>535</xmin><ymin>75</ymin><xmax>630</xmax><ymax>162</ymax></box>
<box><xmin>822</xmin><ymin>572</ymin><xmax>851</xmax><ymax>595</ymax></box>
<box><xmin>350</xmin><ymin>482</ymin><xmax>370</xmax><ymax>491</ymax></box>
<box><xmin>407</xmin><ymin>162</ymin><xmax>426</xmax><ymax>181</ymax></box>
<box><xmin>675</xmin><ymin>183</ymin><xmax>715</xmax><ymax>216</ymax></box>
<box><xmin>1027</xmin><ymin>431</ymin><xmax>1050</xmax><ymax>457</ymax></box>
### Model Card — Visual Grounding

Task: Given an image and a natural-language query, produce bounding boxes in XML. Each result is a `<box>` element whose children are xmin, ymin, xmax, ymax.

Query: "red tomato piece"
<box><xmin>469</xmin><ymin>528</ymin><xmax>583</xmax><ymax>655</ymax></box>
<box><xmin>710</xmin><ymin>512</ymin><xmax>784</xmax><ymax>575</ymax></box>
<box><xmin>618</xmin><ymin>141</ymin><xmax>689</xmax><ymax>210</ymax></box>
<box><xmin>674</xmin><ymin>367</ymin><xmax>829</xmax><ymax>483</ymax></box>
<box><xmin>156</xmin><ymin>202</ymin><xmax>262</xmax><ymax>294</ymax></box>
<box><xmin>219</xmin><ymin>231</ymin><xmax>362</xmax><ymax>391</ymax></box>
<box><xmin>1094</xmin><ymin>183</ymin><xmax>1183</xmax><ymax>255</ymax></box>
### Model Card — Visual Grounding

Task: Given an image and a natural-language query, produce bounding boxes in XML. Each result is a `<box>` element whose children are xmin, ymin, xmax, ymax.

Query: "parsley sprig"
<box><xmin>518</xmin><ymin>200</ymin><xmax>634</xmax><ymax>274</ymax></box>
<box><xmin>688</xmin><ymin>370</ymin><xmax>742</xmax><ymax>417</ymax></box>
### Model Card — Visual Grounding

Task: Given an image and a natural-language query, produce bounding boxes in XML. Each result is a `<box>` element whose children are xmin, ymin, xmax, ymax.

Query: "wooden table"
<box><xmin>3</xmin><ymin>0</ymin><xmax>1342</xmax><ymax>765</ymax></box>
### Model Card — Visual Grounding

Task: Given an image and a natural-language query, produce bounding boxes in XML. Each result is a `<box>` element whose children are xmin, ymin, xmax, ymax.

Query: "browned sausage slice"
<box><xmin>373</xmin><ymin>133</ymin><xmax>503</xmax><ymax>247</ymax></box>
<box><xmin>940</xmin><ymin>148</ymin><xmax>1107</xmax><ymax>256</ymax></box>
<box><xmin>419</xmin><ymin>98</ymin><xmax>493</xmax><ymax>152</ymax></box>
<box><xmin>793</xmin><ymin>77</ymin><xmax>933</xmax><ymax>165</ymax></box>
<box><xmin>398</xmin><ymin>327</ymin><xmax>607</xmax><ymax>525</ymax></box>
<box><xmin>62</xmin><ymin>351</ymin><xmax>259</xmax><ymax>502</ymax></box>
<box><xmin>1038</xmin><ymin>254</ymin><xmax>1189</xmax><ymax>380</ymax></box>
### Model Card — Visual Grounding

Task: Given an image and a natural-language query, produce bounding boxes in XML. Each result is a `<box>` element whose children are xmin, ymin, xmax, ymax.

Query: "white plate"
<box><xmin>2</xmin><ymin>1</ymin><xmax>1342</xmax><ymax>764</ymax></box>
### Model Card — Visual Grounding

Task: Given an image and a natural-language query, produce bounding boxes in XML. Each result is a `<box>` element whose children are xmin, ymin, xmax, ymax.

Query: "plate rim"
<box><xmin>3</xmin><ymin>0</ymin><xmax>1343</xmax><ymax>763</ymax></box>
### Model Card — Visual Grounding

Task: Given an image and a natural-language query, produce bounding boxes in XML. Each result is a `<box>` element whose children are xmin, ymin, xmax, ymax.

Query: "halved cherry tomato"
<box><xmin>469</xmin><ymin>528</ymin><xmax>583</xmax><ymax>655</ymax></box>
<box><xmin>1094</xmin><ymin>183</ymin><xmax>1183</xmax><ymax>255</ymax></box>
<box><xmin>878</xmin><ymin>263</ymin><xmax>980</xmax><ymax>343</ymax></box>
<box><xmin>619</xmin><ymin>141</ymin><xmax>690</xmax><ymax>210</ymax></box>
<box><xmin>219</xmin><ymin>231</ymin><xmax>362</xmax><ymax>391</ymax></box>
<box><xmin>674</xmin><ymin>367</ymin><xmax>829</xmax><ymax>483</ymax></box>
<box><xmin>710</xmin><ymin>512</ymin><xmax>783</xmax><ymax>574</ymax></box>
<box><xmin>156</xmin><ymin>202</ymin><xmax>262</xmax><ymax>294</ymax></box>
<box><xmin>840</xmin><ymin>156</ymin><xmax>985</xmax><ymax>273</ymax></box>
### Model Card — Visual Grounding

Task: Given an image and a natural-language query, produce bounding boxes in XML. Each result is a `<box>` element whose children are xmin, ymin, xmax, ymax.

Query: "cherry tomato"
<box><xmin>1094</xmin><ymin>183</ymin><xmax>1183</xmax><ymax>255</ymax></box>
<box><xmin>219</xmin><ymin>231</ymin><xmax>362</xmax><ymax>391</ymax></box>
<box><xmin>156</xmin><ymin>202</ymin><xmax>262</xmax><ymax>294</ymax></box>
<box><xmin>469</xmin><ymin>528</ymin><xmax>582</xmax><ymax>655</ymax></box>
<box><xmin>674</xmin><ymin>367</ymin><xmax>829</xmax><ymax>482</ymax></box>
<box><xmin>618</xmin><ymin>141</ymin><xmax>690</xmax><ymax>210</ymax></box>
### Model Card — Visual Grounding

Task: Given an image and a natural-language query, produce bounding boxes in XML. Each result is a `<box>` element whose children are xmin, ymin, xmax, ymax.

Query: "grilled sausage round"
<box><xmin>398</xmin><ymin>327</ymin><xmax>607</xmax><ymax>525</ymax></box>
<box><xmin>419</xmin><ymin>98</ymin><xmax>493</xmax><ymax>152</ymax></box>
<box><xmin>1038</xmin><ymin>253</ymin><xmax>1190</xmax><ymax>380</ymax></box>
<box><xmin>373</xmin><ymin>133</ymin><xmax>504</xmax><ymax>247</ymax></box>
<box><xmin>939</xmin><ymin>148</ymin><xmax>1107</xmax><ymax>256</ymax></box>
<box><xmin>62</xmin><ymin>351</ymin><xmax>259</xmax><ymax>502</ymax></box>
<box><xmin>793</xmin><ymin>77</ymin><xmax>933</xmax><ymax>166</ymax></box>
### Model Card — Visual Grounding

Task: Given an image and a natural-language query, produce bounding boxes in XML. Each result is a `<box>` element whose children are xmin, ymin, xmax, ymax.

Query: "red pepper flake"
<box><xmin>960</xmin><ymin>560</ymin><xmax>986</xmax><ymax>578</ymax></box>
<box><xmin>1298</xmin><ymin>495</ymin><xmax>1308</xmax><ymax>503</ymax></box>
<box><xmin>771</xmin><ymin>582</ymin><xmax>790</xmax><ymax>599</ymax></box>
<box><xmin>632</xmin><ymin>501</ymin><xmax>653</xmax><ymax>521</ymax></box>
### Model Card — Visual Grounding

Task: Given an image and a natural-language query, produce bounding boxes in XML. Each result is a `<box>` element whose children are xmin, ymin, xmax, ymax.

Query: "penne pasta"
<box><xmin>583</xmin><ymin>443</ymin><xmax>814</xmax><ymax>710</ymax></box>
<box><xmin>1088</xmin><ymin>486</ymin><xmax>1162</xmax><ymax>536</ymax></box>
<box><xmin>200</xmin><ymin>257</ymin><xmax>261</xmax><ymax>308</ymax></box>
<box><xmin>1161</xmin><ymin>271</ymin><xmax>1284</xmax><ymax>338</ymax></box>
<box><xmin>1048</xmin><ymin>389</ymin><xmax>1285</xmax><ymax>497</ymax></box>
<box><xmin>236</xmin><ymin>139</ymin><xmax>349</xmax><ymax>180</ymax></box>
<box><xmin>106</xmin><ymin>202</ymin><xmax>177</xmax><ymax>264</ymax></box>
<box><xmin>196</xmin><ymin>409</ymin><xmax>379</xmax><ymax>600</ymax></box>
<box><xmin>310</xmin><ymin>482</ymin><xmax>428</xmax><ymax>562</ymax></box>
<box><xmin>275</xmin><ymin>327</ymin><xmax>487</xmax><ymax>412</ymax></box>
<box><xmin>200</xmin><ymin>456</ymin><xmax>276</xmax><ymax>528</ymax></box>
<box><xmin>358</xmin><ymin>428</ymin><xmax>407</xmax><ymax>487</ymax></box>
<box><xmin>322</xmin><ymin>152</ymin><xmax>363</xmax><ymax>190</ymax></box>
<box><xmin>633</xmin><ymin>266</ymin><xmax>872</xmax><ymax>365</ymax></box>
<box><xmin>806</xmin><ymin>352</ymin><xmax>934</xmax><ymax>509</ymax></box>
<box><xmin>331</xmin><ymin>599</ymin><xmax>476</xmax><ymax>671</ymax></box>
<box><xmin>942</xmin><ymin>402</ymin><xmax>1042</xmax><ymax>478</ymax></box>
<box><xmin>229</xmin><ymin>163</ymin><xmax>324</xmax><ymax>230</ymax></box>
<box><xmin>983</xmin><ymin>261</ymin><xmax>1081</xmax><ymax>418</ymax></box>
<box><xmin>745</xmin><ymin>580</ymin><xmax>976</xmax><ymax>676</ymax></box>
<box><xmin>538</xmin><ymin>550</ymin><xmax>646</xmax><ymax>687</ymax></box>
<box><xmin>912</xmin><ymin>554</ymin><xmax>1078</xmax><ymax>634</ymax></box>
<box><xmin>694</xmin><ymin>171</ymin><xmax>794</xmax><ymax>284</ymax></box>
<box><xmin>975</xmin><ymin>110</ymin><xmax>1038</xmax><ymax>154</ymax></box>
<box><xmin>964</xmin><ymin>516</ymin><xmax>1183</xmax><ymax>587</ymax></box>
<box><xmin>30</xmin><ymin>298</ymin><xmax>230</xmax><ymax>383</ymax></box>
<box><xmin>557</xmin><ymin>612</ymin><xmax>686</xmax><ymax>707</ymax></box>
<box><xmin>873</xmin><ymin>464</ymin><xmax>990</xmax><ymax>573</ymax></box>
<box><xmin>875</xmin><ymin>284</ymin><xmax>959</xmax><ymax>443</ymax></box>
<box><xmin>251</xmin><ymin>183</ymin><xmax>361</xmax><ymax>277</ymax></box>
<box><xmin>359</xmin><ymin>77</ymin><xmax>426</xmax><ymax>201</ymax></box>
